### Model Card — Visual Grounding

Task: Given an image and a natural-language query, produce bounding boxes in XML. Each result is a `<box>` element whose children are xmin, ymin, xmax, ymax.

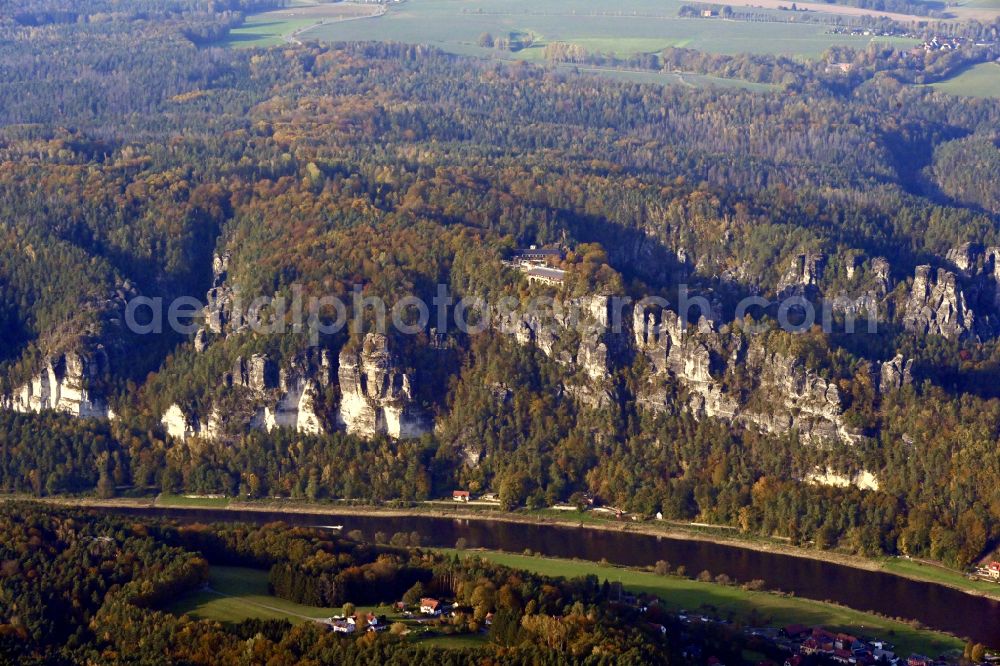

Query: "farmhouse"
<box><xmin>453</xmin><ymin>490</ymin><xmax>471</xmax><ymax>502</ymax></box>
<box><xmin>420</xmin><ymin>597</ymin><xmax>441</xmax><ymax>615</ymax></box>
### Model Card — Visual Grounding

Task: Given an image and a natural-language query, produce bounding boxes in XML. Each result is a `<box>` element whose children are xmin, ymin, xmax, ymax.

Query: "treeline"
<box><xmin>817</xmin><ymin>0</ymin><xmax>947</xmax><ymax>18</ymax></box>
<box><xmin>268</xmin><ymin>560</ymin><xmax>431</xmax><ymax>607</ymax></box>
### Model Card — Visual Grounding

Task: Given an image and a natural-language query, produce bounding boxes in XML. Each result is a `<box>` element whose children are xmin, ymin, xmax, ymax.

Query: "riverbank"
<box><xmin>9</xmin><ymin>493</ymin><xmax>1000</xmax><ymax>605</ymax></box>
<box><xmin>444</xmin><ymin>549</ymin><xmax>964</xmax><ymax>656</ymax></box>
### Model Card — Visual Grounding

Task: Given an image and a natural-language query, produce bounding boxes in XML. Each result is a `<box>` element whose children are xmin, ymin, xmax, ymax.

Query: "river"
<box><xmin>94</xmin><ymin>505</ymin><xmax>1000</xmax><ymax>645</ymax></box>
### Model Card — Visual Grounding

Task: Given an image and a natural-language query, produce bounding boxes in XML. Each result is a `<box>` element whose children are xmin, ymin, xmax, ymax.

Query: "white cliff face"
<box><xmin>161</xmin><ymin>404</ymin><xmax>201</xmax><ymax>440</ymax></box>
<box><xmin>337</xmin><ymin>334</ymin><xmax>429</xmax><ymax>439</ymax></box>
<box><xmin>4</xmin><ymin>351</ymin><xmax>114</xmax><ymax>419</ymax></box>
<box><xmin>805</xmin><ymin>468</ymin><xmax>880</xmax><ymax>492</ymax></box>
<box><xmin>264</xmin><ymin>378</ymin><xmax>323</xmax><ymax>435</ymax></box>
<box><xmin>633</xmin><ymin>306</ymin><xmax>738</xmax><ymax>420</ymax></box>
<box><xmin>161</xmin><ymin>353</ymin><xmax>328</xmax><ymax>441</ymax></box>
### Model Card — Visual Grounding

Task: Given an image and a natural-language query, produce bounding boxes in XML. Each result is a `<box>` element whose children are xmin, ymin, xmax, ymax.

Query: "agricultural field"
<box><xmin>224</xmin><ymin>0</ymin><xmax>383</xmax><ymax>49</ymax></box>
<box><xmin>443</xmin><ymin>550</ymin><xmax>964</xmax><ymax>657</ymax></box>
<box><xmin>303</xmin><ymin>0</ymin><xmax>917</xmax><ymax>58</ymax></box>
<box><xmin>929</xmin><ymin>61</ymin><xmax>1000</xmax><ymax>98</ymax></box>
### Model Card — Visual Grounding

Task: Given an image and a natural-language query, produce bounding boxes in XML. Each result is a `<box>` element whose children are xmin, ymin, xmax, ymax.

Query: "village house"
<box><xmin>452</xmin><ymin>490</ymin><xmax>471</xmax><ymax>502</ymax></box>
<box><xmin>420</xmin><ymin>597</ymin><xmax>442</xmax><ymax>616</ymax></box>
<box><xmin>327</xmin><ymin>617</ymin><xmax>355</xmax><ymax>634</ymax></box>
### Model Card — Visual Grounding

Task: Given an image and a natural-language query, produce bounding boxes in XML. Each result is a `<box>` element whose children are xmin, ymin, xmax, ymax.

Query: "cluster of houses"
<box><xmin>318</xmin><ymin>597</ymin><xmax>458</xmax><ymax>634</ymax></box>
<box><xmin>739</xmin><ymin>623</ymin><xmax>963</xmax><ymax>666</ymax></box>
<box><xmin>668</xmin><ymin>604</ymin><xmax>957</xmax><ymax>666</ymax></box>
<box><xmin>503</xmin><ymin>246</ymin><xmax>567</xmax><ymax>286</ymax></box>
<box><xmin>917</xmin><ymin>36</ymin><xmax>967</xmax><ymax>53</ymax></box>
<box><xmin>451</xmin><ymin>489</ymin><xmax>500</xmax><ymax>503</ymax></box>
<box><xmin>321</xmin><ymin>612</ymin><xmax>385</xmax><ymax>634</ymax></box>
<box><xmin>788</xmin><ymin>625</ymin><xmax>898</xmax><ymax>664</ymax></box>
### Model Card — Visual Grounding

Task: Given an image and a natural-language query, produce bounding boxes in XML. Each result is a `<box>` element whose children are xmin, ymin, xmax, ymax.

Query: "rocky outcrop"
<box><xmin>805</xmin><ymin>468</ymin><xmax>879</xmax><ymax>492</ymax></box>
<box><xmin>337</xmin><ymin>333</ymin><xmax>430</xmax><ymax>439</ymax></box>
<box><xmin>879</xmin><ymin>354</ymin><xmax>913</xmax><ymax>393</ymax></box>
<box><xmin>777</xmin><ymin>252</ymin><xmax>825</xmax><ymax>296</ymax></box>
<box><xmin>902</xmin><ymin>244</ymin><xmax>1000</xmax><ymax>340</ymax></box>
<box><xmin>744</xmin><ymin>340</ymin><xmax>854</xmax><ymax>442</ymax></box>
<box><xmin>498</xmin><ymin>294</ymin><xmax>620</xmax><ymax>406</ymax></box>
<box><xmin>632</xmin><ymin>304</ymin><xmax>858</xmax><ymax>443</ymax></box>
<box><xmin>903</xmin><ymin>266</ymin><xmax>977</xmax><ymax>339</ymax></box>
<box><xmin>3</xmin><ymin>349</ymin><xmax>114</xmax><ymax>419</ymax></box>
<box><xmin>162</xmin><ymin>350</ymin><xmax>331</xmax><ymax>441</ymax></box>
<box><xmin>197</xmin><ymin>251</ymin><xmax>243</xmax><ymax>348</ymax></box>
<box><xmin>161</xmin><ymin>403</ymin><xmax>201</xmax><ymax>441</ymax></box>
<box><xmin>633</xmin><ymin>306</ymin><xmax>738</xmax><ymax>419</ymax></box>
<box><xmin>262</xmin><ymin>377</ymin><xmax>324</xmax><ymax>435</ymax></box>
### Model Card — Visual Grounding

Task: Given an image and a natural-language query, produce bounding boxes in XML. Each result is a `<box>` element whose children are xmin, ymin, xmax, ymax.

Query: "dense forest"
<box><xmin>1</xmin><ymin>0</ymin><xmax>1000</xmax><ymax>576</ymax></box>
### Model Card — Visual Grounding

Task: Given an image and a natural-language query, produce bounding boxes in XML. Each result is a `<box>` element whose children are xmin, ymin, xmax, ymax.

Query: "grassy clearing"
<box><xmin>306</xmin><ymin>0</ymin><xmax>906</xmax><ymax>58</ymax></box>
<box><xmin>929</xmin><ymin>62</ymin><xmax>1000</xmax><ymax>98</ymax></box>
<box><xmin>165</xmin><ymin>566</ymin><xmax>345</xmax><ymax>623</ymax></box>
<box><xmin>445</xmin><ymin>550</ymin><xmax>964</xmax><ymax>657</ymax></box>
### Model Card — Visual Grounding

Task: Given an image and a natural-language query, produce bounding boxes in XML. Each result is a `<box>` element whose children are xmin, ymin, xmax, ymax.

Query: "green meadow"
<box><xmin>930</xmin><ymin>62</ymin><xmax>1000</xmax><ymax>98</ymax></box>
<box><xmin>165</xmin><ymin>566</ymin><xmax>342</xmax><ymax>623</ymax></box>
<box><xmin>305</xmin><ymin>0</ymin><xmax>910</xmax><ymax>58</ymax></box>
<box><xmin>225</xmin><ymin>17</ymin><xmax>323</xmax><ymax>48</ymax></box>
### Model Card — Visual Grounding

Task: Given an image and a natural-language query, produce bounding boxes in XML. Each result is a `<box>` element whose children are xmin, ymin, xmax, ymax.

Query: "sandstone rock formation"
<box><xmin>879</xmin><ymin>353</ymin><xmax>913</xmax><ymax>393</ymax></box>
<box><xmin>337</xmin><ymin>333</ymin><xmax>430</xmax><ymax>439</ymax></box>
<box><xmin>631</xmin><ymin>303</ymin><xmax>858</xmax><ymax>443</ymax></box>
<box><xmin>197</xmin><ymin>251</ymin><xmax>243</xmax><ymax>347</ymax></box>
<box><xmin>777</xmin><ymin>251</ymin><xmax>825</xmax><ymax>296</ymax></box>
<box><xmin>632</xmin><ymin>306</ymin><xmax>737</xmax><ymax>419</ymax></box>
<box><xmin>162</xmin><ymin>350</ymin><xmax>331</xmax><ymax>441</ymax></box>
<box><xmin>498</xmin><ymin>294</ymin><xmax>620</xmax><ymax>406</ymax></box>
<box><xmin>903</xmin><ymin>265</ymin><xmax>976</xmax><ymax>339</ymax></box>
<box><xmin>3</xmin><ymin>349</ymin><xmax>114</xmax><ymax>419</ymax></box>
<box><xmin>805</xmin><ymin>468</ymin><xmax>879</xmax><ymax>491</ymax></box>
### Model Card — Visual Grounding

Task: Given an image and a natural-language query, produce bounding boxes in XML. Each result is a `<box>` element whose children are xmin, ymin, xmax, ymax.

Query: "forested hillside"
<box><xmin>1</xmin><ymin>0</ymin><xmax>1000</xmax><ymax>570</ymax></box>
